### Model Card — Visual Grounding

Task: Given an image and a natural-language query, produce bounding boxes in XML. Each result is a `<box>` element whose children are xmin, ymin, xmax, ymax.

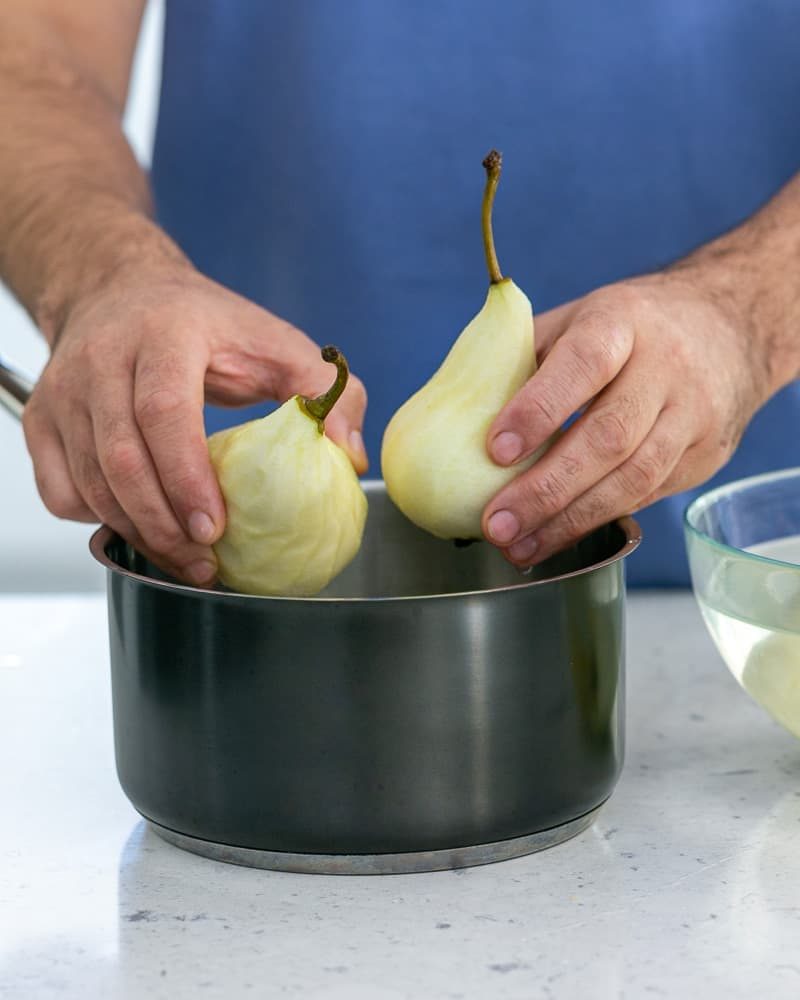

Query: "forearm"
<box><xmin>670</xmin><ymin>171</ymin><xmax>800</xmax><ymax>395</ymax></box>
<box><xmin>0</xmin><ymin>16</ymin><xmax>186</xmax><ymax>345</ymax></box>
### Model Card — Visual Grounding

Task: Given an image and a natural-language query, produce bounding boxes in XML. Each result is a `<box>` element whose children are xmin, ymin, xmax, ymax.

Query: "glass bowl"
<box><xmin>684</xmin><ymin>467</ymin><xmax>800</xmax><ymax>740</ymax></box>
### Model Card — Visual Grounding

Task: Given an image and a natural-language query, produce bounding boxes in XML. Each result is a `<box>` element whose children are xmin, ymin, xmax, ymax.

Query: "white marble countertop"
<box><xmin>1</xmin><ymin>591</ymin><xmax>799</xmax><ymax>1000</ymax></box>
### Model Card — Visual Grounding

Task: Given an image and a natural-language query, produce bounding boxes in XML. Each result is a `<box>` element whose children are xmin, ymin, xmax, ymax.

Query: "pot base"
<box><xmin>147</xmin><ymin>805</ymin><xmax>603</xmax><ymax>875</ymax></box>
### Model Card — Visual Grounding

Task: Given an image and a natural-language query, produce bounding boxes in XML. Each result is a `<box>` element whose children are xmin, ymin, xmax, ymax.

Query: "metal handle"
<box><xmin>0</xmin><ymin>357</ymin><xmax>33</xmax><ymax>421</ymax></box>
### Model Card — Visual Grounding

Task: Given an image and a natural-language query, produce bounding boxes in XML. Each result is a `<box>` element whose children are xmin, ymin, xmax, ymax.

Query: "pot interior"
<box><xmin>100</xmin><ymin>481</ymin><xmax>639</xmax><ymax>600</ymax></box>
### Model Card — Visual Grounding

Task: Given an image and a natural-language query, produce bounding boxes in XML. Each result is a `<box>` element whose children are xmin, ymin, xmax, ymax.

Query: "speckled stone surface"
<box><xmin>1</xmin><ymin>592</ymin><xmax>799</xmax><ymax>999</ymax></box>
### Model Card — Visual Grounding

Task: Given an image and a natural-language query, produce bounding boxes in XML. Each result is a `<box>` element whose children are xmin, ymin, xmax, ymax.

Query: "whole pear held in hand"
<box><xmin>381</xmin><ymin>150</ymin><xmax>550</xmax><ymax>540</ymax></box>
<box><xmin>208</xmin><ymin>346</ymin><xmax>367</xmax><ymax>596</ymax></box>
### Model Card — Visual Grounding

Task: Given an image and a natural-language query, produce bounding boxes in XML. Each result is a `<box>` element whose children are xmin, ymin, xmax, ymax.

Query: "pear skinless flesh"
<box><xmin>741</xmin><ymin>633</ymin><xmax>800</xmax><ymax>740</ymax></box>
<box><xmin>208</xmin><ymin>347</ymin><xmax>367</xmax><ymax>596</ymax></box>
<box><xmin>381</xmin><ymin>151</ymin><xmax>550</xmax><ymax>540</ymax></box>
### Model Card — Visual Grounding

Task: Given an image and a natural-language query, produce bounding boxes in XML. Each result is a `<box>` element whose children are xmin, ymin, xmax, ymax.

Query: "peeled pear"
<box><xmin>381</xmin><ymin>150</ymin><xmax>550</xmax><ymax>540</ymax></box>
<box><xmin>208</xmin><ymin>346</ymin><xmax>367</xmax><ymax>596</ymax></box>
<box><xmin>741</xmin><ymin>633</ymin><xmax>800</xmax><ymax>740</ymax></box>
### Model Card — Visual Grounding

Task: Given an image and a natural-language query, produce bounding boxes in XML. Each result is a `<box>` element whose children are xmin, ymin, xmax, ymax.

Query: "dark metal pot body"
<box><xmin>94</xmin><ymin>482</ymin><xmax>639</xmax><ymax>865</ymax></box>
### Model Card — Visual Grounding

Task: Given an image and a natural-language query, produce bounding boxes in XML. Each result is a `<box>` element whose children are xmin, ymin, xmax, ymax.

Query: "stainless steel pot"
<box><xmin>2</xmin><ymin>357</ymin><xmax>641</xmax><ymax>874</ymax></box>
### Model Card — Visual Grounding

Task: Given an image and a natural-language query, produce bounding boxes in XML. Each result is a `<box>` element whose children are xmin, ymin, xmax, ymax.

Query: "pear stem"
<box><xmin>482</xmin><ymin>149</ymin><xmax>504</xmax><ymax>285</ymax></box>
<box><xmin>300</xmin><ymin>345</ymin><xmax>349</xmax><ymax>430</ymax></box>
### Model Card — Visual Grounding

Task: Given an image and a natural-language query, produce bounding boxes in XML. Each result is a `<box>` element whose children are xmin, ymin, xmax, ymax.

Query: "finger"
<box><xmin>279</xmin><ymin>348</ymin><xmax>369</xmax><ymax>475</ymax></box>
<box><xmin>133</xmin><ymin>337</ymin><xmax>226</xmax><ymax>545</ymax></box>
<box><xmin>483</xmin><ymin>367</ymin><xmax>665</xmax><ymax>547</ymax></box>
<box><xmin>94</xmin><ymin>503</ymin><xmax>206</xmax><ymax>586</ymax></box>
<box><xmin>62</xmin><ymin>410</ymin><xmax>216</xmax><ymax>586</ymax></box>
<box><xmin>323</xmin><ymin>373</ymin><xmax>369</xmax><ymax>474</ymax></box>
<box><xmin>92</xmin><ymin>376</ymin><xmax>219</xmax><ymax>584</ymax></box>
<box><xmin>93</xmin><ymin>502</ymin><xmax>208</xmax><ymax>587</ymax></box>
<box><xmin>503</xmin><ymin>406</ymin><xmax>689</xmax><ymax>566</ymax></box>
<box><xmin>532</xmin><ymin>298</ymin><xmax>581</xmax><ymax>361</ymax></box>
<box><xmin>205</xmin><ymin>305</ymin><xmax>325</xmax><ymax>405</ymax></box>
<box><xmin>487</xmin><ymin>307</ymin><xmax>635</xmax><ymax>468</ymax></box>
<box><xmin>22</xmin><ymin>404</ymin><xmax>96</xmax><ymax>522</ymax></box>
<box><xmin>634</xmin><ymin>439</ymin><xmax>721</xmax><ymax>511</ymax></box>
<box><xmin>205</xmin><ymin>300</ymin><xmax>370</xmax><ymax>472</ymax></box>
<box><xmin>60</xmin><ymin>414</ymin><xmax>145</xmax><ymax>542</ymax></box>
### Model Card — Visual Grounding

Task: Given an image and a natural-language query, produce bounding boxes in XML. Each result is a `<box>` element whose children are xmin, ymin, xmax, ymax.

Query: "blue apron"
<box><xmin>151</xmin><ymin>0</ymin><xmax>800</xmax><ymax>585</ymax></box>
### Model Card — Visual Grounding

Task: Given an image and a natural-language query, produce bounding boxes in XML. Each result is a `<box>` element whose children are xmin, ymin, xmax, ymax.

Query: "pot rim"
<box><xmin>89</xmin><ymin>479</ymin><xmax>642</xmax><ymax>604</ymax></box>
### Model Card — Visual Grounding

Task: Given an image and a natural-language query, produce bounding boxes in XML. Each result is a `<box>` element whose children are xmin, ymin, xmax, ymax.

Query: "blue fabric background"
<box><xmin>151</xmin><ymin>0</ymin><xmax>800</xmax><ymax>585</ymax></box>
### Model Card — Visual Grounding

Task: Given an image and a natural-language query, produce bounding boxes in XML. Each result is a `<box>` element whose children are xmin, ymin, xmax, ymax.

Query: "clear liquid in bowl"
<box><xmin>698</xmin><ymin>534</ymin><xmax>800</xmax><ymax>740</ymax></box>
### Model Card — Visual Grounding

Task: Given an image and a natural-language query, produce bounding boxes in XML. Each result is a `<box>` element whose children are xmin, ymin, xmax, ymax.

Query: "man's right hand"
<box><xmin>21</xmin><ymin>262</ymin><xmax>369</xmax><ymax>586</ymax></box>
<box><xmin>0</xmin><ymin>3</ymin><xmax>366</xmax><ymax>586</ymax></box>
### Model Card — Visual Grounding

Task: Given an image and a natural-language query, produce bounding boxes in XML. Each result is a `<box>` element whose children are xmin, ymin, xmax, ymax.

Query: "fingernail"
<box><xmin>185</xmin><ymin>559</ymin><xmax>217</xmax><ymax>586</ymax></box>
<box><xmin>349</xmin><ymin>429</ymin><xmax>366</xmax><ymax>460</ymax></box>
<box><xmin>188</xmin><ymin>510</ymin><xmax>216</xmax><ymax>544</ymax></box>
<box><xmin>487</xmin><ymin>509</ymin><xmax>520</xmax><ymax>544</ymax></box>
<box><xmin>491</xmin><ymin>431</ymin><xmax>524</xmax><ymax>466</ymax></box>
<box><xmin>509</xmin><ymin>534</ymin><xmax>539</xmax><ymax>563</ymax></box>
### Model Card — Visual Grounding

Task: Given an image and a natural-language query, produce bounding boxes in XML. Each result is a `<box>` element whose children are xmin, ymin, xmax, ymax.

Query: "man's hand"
<box><xmin>22</xmin><ymin>262</ymin><xmax>368</xmax><ymax>585</ymax></box>
<box><xmin>481</xmin><ymin>266</ymin><xmax>794</xmax><ymax>566</ymax></box>
<box><xmin>0</xmin><ymin>3</ymin><xmax>368</xmax><ymax>587</ymax></box>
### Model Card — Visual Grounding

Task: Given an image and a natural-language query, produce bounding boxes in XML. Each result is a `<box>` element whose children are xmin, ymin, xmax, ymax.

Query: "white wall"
<box><xmin>0</xmin><ymin>1</ymin><xmax>164</xmax><ymax>591</ymax></box>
